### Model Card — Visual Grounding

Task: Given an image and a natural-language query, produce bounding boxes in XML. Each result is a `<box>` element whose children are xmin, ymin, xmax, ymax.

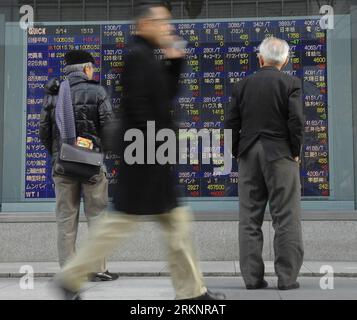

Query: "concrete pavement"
<box><xmin>0</xmin><ymin>276</ymin><xmax>356</xmax><ymax>300</ymax></box>
<box><xmin>0</xmin><ymin>261</ymin><xmax>356</xmax><ymax>300</ymax></box>
<box><xmin>1</xmin><ymin>261</ymin><xmax>357</xmax><ymax>277</ymax></box>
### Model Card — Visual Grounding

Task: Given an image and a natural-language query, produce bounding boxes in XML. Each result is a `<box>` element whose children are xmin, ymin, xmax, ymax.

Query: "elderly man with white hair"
<box><xmin>226</xmin><ymin>37</ymin><xmax>304</xmax><ymax>290</ymax></box>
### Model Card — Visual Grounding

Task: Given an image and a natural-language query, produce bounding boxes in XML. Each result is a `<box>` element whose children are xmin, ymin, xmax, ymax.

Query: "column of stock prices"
<box><xmin>25</xmin><ymin>18</ymin><xmax>329</xmax><ymax>199</ymax></box>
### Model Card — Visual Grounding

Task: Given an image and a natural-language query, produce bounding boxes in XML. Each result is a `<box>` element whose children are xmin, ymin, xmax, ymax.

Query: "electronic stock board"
<box><xmin>25</xmin><ymin>18</ymin><xmax>329</xmax><ymax>199</ymax></box>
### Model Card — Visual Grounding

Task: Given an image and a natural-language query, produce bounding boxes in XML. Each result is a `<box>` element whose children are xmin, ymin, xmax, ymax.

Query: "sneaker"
<box><xmin>89</xmin><ymin>270</ymin><xmax>119</xmax><ymax>282</ymax></box>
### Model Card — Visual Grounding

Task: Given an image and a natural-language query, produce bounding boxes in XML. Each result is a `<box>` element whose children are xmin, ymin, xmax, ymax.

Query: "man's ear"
<box><xmin>258</xmin><ymin>54</ymin><xmax>264</xmax><ymax>68</ymax></box>
<box><xmin>83</xmin><ymin>65</ymin><xmax>91</xmax><ymax>77</ymax></box>
<box><xmin>136</xmin><ymin>19</ymin><xmax>148</xmax><ymax>34</ymax></box>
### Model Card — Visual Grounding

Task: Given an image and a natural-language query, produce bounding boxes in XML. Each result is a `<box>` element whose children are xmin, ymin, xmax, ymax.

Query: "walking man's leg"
<box><xmin>57</xmin><ymin>212</ymin><xmax>138</xmax><ymax>294</ymax></box>
<box><xmin>54</xmin><ymin>175</ymin><xmax>81</xmax><ymax>268</ymax></box>
<box><xmin>238</xmin><ymin>141</ymin><xmax>269</xmax><ymax>288</ymax></box>
<box><xmin>157</xmin><ymin>207</ymin><xmax>207</xmax><ymax>300</ymax></box>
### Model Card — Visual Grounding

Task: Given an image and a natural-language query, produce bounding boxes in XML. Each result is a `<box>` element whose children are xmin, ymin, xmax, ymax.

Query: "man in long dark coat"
<box><xmin>55</xmin><ymin>2</ymin><xmax>225</xmax><ymax>301</ymax></box>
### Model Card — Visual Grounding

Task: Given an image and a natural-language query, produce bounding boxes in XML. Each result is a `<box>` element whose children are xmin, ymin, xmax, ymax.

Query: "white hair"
<box><xmin>258</xmin><ymin>37</ymin><xmax>290</xmax><ymax>65</ymax></box>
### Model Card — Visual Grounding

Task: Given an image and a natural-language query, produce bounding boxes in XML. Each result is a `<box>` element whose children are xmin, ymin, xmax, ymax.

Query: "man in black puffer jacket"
<box><xmin>39</xmin><ymin>50</ymin><xmax>118</xmax><ymax>282</ymax></box>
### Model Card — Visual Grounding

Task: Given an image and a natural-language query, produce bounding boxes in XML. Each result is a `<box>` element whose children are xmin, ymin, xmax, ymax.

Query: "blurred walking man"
<box><xmin>226</xmin><ymin>37</ymin><xmax>304</xmax><ymax>290</ymax></box>
<box><xmin>55</xmin><ymin>2</ymin><xmax>225</xmax><ymax>300</ymax></box>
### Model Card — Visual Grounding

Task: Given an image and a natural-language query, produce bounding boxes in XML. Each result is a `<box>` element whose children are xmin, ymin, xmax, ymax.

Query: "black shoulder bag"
<box><xmin>54</xmin><ymin>142</ymin><xmax>104</xmax><ymax>184</ymax></box>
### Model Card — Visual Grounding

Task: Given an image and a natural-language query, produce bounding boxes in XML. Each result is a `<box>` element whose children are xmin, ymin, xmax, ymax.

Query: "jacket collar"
<box><xmin>258</xmin><ymin>66</ymin><xmax>280</xmax><ymax>72</ymax></box>
<box><xmin>67</xmin><ymin>72</ymin><xmax>96</xmax><ymax>86</ymax></box>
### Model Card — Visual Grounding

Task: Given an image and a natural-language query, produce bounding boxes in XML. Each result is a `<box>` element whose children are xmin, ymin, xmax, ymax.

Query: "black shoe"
<box><xmin>61</xmin><ymin>288</ymin><xmax>82</xmax><ymax>300</ymax></box>
<box><xmin>206</xmin><ymin>289</ymin><xmax>227</xmax><ymax>300</ymax></box>
<box><xmin>278</xmin><ymin>282</ymin><xmax>300</xmax><ymax>290</ymax></box>
<box><xmin>246</xmin><ymin>279</ymin><xmax>268</xmax><ymax>290</ymax></box>
<box><xmin>89</xmin><ymin>270</ymin><xmax>119</xmax><ymax>282</ymax></box>
<box><xmin>187</xmin><ymin>290</ymin><xmax>226</xmax><ymax>300</ymax></box>
<box><xmin>53</xmin><ymin>279</ymin><xmax>82</xmax><ymax>300</ymax></box>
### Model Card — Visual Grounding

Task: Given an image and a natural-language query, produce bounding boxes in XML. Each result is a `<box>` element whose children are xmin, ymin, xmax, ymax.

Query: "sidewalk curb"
<box><xmin>2</xmin><ymin>272</ymin><xmax>357</xmax><ymax>278</ymax></box>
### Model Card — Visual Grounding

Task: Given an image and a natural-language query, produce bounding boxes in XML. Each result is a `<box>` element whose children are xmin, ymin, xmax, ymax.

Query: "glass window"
<box><xmin>0</xmin><ymin>1</ymin><xmax>356</xmax><ymax>215</ymax></box>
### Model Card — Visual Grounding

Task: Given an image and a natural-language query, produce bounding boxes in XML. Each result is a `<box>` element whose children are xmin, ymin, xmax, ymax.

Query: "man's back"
<box><xmin>40</xmin><ymin>73</ymin><xmax>113</xmax><ymax>161</ymax></box>
<box><xmin>68</xmin><ymin>74</ymin><xmax>112</xmax><ymax>150</ymax></box>
<box><xmin>227</xmin><ymin>66</ymin><xmax>303</xmax><ymax>161</ymax></box>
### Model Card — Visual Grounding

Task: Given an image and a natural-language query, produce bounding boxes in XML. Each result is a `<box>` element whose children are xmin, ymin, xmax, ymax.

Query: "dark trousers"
<box><xmin>238</xmin><ymin>140</ymin><xmax>304</xmax><ymax>287</ymax></box>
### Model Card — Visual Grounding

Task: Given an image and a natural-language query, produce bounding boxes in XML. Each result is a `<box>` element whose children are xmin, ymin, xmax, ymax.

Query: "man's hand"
<box><xmin>163</xmin><ymin>47</ymin><xmax>185</xmax><ymax>59</ymax></box>
<box><xmin>162</xmin><ymin>35</ymin><xmax>186</xmax><ymax>59</ymax></box>
<box><xmin>294</xmin><ymin>156</ymin><xmax>300</xmax><ymax>163</ymax></box>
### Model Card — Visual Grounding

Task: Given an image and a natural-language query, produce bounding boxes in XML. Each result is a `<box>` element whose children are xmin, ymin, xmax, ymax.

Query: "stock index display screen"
<box><xmin>25</xmin><ymin>18</ymin><xmax>329</xmax><ymax>199</ymax></box>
